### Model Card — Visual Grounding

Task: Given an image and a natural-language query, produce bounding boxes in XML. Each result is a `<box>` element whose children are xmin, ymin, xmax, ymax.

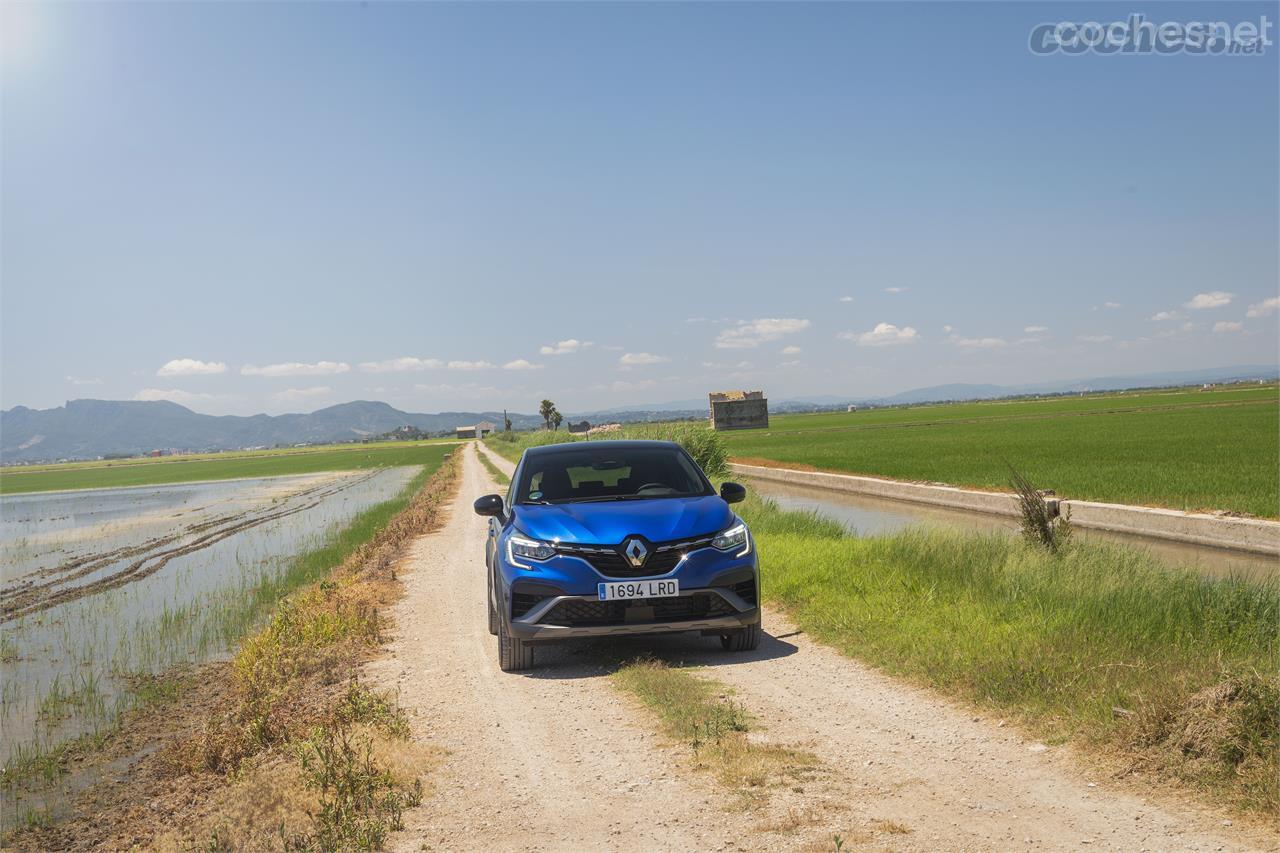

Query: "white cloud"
<box><xmin>780</xmin><ymin>345</ymin><xmax>801</xmax><ymax>355</ymax></box>
<box><xmin>838</xmin><ymin>296</ymin><xmax>853</xmax><ymax>303</ymax></box>
<box><xmin>950</xmin><ymin>335</ymin><xmax>1008</xmax><ymax>349</ymax></box>
<box><xmin>1246</xmin><ymin>297</ymin><xmax>1279</xmax><ymax>318</ymax></box>
<box><xmin>539</xmin><ymin>339</ymin><xmax>594</xmax><ymax>356</ymax></box>
<box><xmin>502</xmin><ymin>359</ymin><xmax>542</xmax><ymax>371</ymax></box>
<box><xmin>134</xmin><ymin>388</ymin><xmax>223</xmax><ymax>405</ymax></box>
<box><xmin>413</xmin><ymin>382</ymin><xmax>501</xmax><ymax>398</ymax></box>
<box><xmin>1077</xmin><ymin>334</ymin><xmax>1113</xmax><ymax>344</ymax></box>
<box><xmin>1185</xmin><ymin>291</ymin><xmax>1234</xmax><ymax>309</ymax></box>
<box><xmin>1023</xmin><ymin>325</ymin><xmax>1049</xmax><ymax>334</ymax></box>
<box><xmin>942</xmin><ymin>325</ymin><xmax>953</xmax><ymax>333</ymax></box>
<box><xmin>65</xmin><ymin>375</ymin><xmax>102</xmax><ymax>386</ymax></box>
<box><xmin>714</xmin><ymin>318</ymin><xmax>810</xmax><ymax>349</ymax></box>
<box><xmin>884</xmin><ymin>286</ymin><xmax>909</xmax><ymax>294</ymax></box>
<box><xmin>273</xmin><ymin>386</ymin><xmax>333</xmax><ymax>403</ymax></box>
<box><xmin>447</xmin><ymin>360</ymin><xmax>496</xmax><ymax>371</ymax></box>
<box><xmin>1147</xmin><ymin>311</ymin><xmax>1180</xmax><ymax>322</ymax></box>
<box><xmin>839</xmin><ymin>323</ymin><xmax>919</xmax><ymax>347</ymax></box>
<box><xmin>593</xmin><ymin>379</ymin><xmax>657</xmax><ymax>393</ymax></box>
<box><xmin>242</xmin><ymin>361</ymin><xmax>350</xmax><ymax>377</ymax></box>
<box><xmin>619</xmin><ymin>352</ymin><xmax>669</xmax><ymax>366</ymax></box>
<box><xmin>1104</xmin><ymin>302</ymin><xmax>1122</xmax><ymax>309</ymax></box>
<box><xmin>357</xmin><ymin>357</ymin><xmax>444</xmax><ymax>373</ymax></box>
<box><xmin>1213</xmin><ymin>321</ymin><xmax>1243</xmax><ymax>334</ymax></box>
<box><xmin>157</xmin><ymin>358</ymin><xmax>226</xmax><ymax>377</ymax></box>
<box><xmin>780</xmin><ymin>360</ymin><xmax>802</xmax><ymax>368</ymax></box>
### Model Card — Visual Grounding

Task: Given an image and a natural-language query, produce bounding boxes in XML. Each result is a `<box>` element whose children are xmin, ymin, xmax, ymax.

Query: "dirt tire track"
<box><xmin>375</xmin><ymin>443</ymin><xmax>1266</xmax><ymax>852</ymax></box>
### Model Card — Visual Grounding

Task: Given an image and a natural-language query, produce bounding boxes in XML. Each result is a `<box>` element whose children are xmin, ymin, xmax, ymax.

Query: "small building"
<box><xmin>708</xmin><ymin>390</ymin><xmax>769</xmax><ymax>431</ymax></box>
<box><xmin>567</xmin><ymin>420</ymin><xmax>592</xmax><ymax>435</ymax></box>
<box><xmin>847</xmin><ymin>404</ymin><xmax>858</xmax><ymax>413</ymax></box>
<box><xmin>456</xmin><ymin>421</ymin><xmax>495</xmax><ymax>440</ymax></box>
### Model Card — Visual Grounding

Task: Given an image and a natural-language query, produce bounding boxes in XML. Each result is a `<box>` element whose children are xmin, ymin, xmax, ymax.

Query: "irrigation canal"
<box><xmin>748</xmin><ymin>477</ymin><xmax>1277</xmax><ymax>583</ymax></box>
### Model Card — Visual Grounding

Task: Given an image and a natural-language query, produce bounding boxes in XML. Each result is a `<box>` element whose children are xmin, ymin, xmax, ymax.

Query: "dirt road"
<box><xmin>371</xmin><ymin>444</ymin><xmax>1267</xmax><ymax>852</ymax></box>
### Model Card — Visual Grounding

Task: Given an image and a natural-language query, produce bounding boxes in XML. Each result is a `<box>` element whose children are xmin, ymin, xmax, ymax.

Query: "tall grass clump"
<box><xmin>1009</xmin><ymin>464</ymin><xmax>1072</xmax><ymax>552</ymax></box>
<box><xmin>737</xmin><ymin>493</ymin><xmax>1279</xmax><ymax>815</ymax></box>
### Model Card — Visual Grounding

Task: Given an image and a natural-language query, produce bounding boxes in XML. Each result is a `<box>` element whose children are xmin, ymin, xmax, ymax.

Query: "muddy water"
<box><xmin>0</xmin><ymin>468</ymin><xmax>418</xmax><ymax>828</ymax></box>
<box><xmin>748</xmin><ymin>478</ymin><xmax>1277</xmax><ymax>583</ymax></box>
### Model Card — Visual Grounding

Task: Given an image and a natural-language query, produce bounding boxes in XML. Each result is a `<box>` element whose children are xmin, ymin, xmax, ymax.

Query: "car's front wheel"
<box><xmin>720</xmin><ymin>621</ymin><xmax>761</xmax><ymax>652</ymax></box>
<box><xmin>498</xmin><ymin>618</ymin><xmax>534</xmax><ymax>671</ymax></box>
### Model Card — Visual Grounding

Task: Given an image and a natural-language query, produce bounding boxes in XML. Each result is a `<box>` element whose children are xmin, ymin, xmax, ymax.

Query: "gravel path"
<box><xmin>371</xmin><ymin>443</ymin><xmax>1268</xmax><ymax>852</ymax></box>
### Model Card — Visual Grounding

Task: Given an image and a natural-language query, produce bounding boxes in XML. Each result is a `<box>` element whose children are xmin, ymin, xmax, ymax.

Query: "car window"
<box><xmin>517</xmin><ymin>447</ymin><xmax>712</xmax><ymax>504</ymax></box>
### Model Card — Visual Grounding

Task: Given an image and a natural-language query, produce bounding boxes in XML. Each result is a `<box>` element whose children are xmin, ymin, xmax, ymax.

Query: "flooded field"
<box><xmin>0</xmin><ymin>467</ymin><xmax>418</xmax><ymax>827</ymax></box>
<box><xmin>750</xmin><ymin>478</ymin><xmax>1278</xmax><ymax>583</ymax></box>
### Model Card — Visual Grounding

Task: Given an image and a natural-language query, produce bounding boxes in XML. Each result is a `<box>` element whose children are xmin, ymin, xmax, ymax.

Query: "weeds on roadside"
<box><xmin>613</xmin><ymin>659</ymin><xmax>817</xmax><ymax>800</ymax></box>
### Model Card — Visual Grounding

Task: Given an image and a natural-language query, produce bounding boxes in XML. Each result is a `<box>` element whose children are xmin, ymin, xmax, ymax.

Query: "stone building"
<box><xmin>708</xmin><ymin>390</ymin><xmax>768</xmax><ymax>431</ymax></box>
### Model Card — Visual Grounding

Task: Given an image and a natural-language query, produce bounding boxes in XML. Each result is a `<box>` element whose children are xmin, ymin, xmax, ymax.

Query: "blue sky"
<box><xmin>3</xmin><ymin>1</ymin><xmax>1276</xmax><ymax>416</ymax></box>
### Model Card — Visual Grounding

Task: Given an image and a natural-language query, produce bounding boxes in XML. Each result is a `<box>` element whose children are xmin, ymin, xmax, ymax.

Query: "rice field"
<box><xmin>722</xmin><ymin>385</ymin><xmax>1279</xmax><ymax>518</ymax></box>
<box><xmin>0</xmin><ymin>440</ymin><xmax>457</xmax><ymax>495</ymax></box>
<box><xmin>0</xmin><ymin>445</ymin><xmax>450</xmax><ymax>830</ymax></box>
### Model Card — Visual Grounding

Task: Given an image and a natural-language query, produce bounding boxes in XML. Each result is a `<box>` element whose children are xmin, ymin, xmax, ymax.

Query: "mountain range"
<box><xmin>2</xmin><ymin>364</ymin><xmax>1274</xmax><ymax>463</ymax></box>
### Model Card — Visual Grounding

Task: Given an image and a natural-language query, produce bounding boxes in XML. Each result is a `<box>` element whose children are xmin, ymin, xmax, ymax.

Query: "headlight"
<box><xmin>711</xmin><ymin>522</ymin><xmax>750</xmax><ymax>557</ymax></box>
<box><xmin>507</xmin><ymin>534</ymin><xmax>556</xmax><ymax>567</ymax></box>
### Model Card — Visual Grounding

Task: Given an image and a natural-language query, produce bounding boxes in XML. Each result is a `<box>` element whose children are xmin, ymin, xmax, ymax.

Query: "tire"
<box><xmin>487</xmin><ymin>589</ymin><xmax>499</xmax><ymax>636</ymax></box>
<box><xmin>498</xmin><ymin>617</ymin><xmax>534</xmax><ymax>672</ymax></box>
<box><xmin>720</xmin><ymin>621</ymin><xmax>762</xmax><ymax>652</ymax></box>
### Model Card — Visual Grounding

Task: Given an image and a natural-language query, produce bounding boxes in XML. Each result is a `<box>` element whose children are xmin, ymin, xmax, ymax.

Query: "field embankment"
<box><xmin>722</xmin><ymin>386</ymin><xmax>1278</xmax><ymax>518</ymax></box>
<box><xmin>2</xmin><ymin>451</ymin><xmax>461</xmax><ymax>849</ymax></box>
<box><xmin>0</xmin><ymin>439</ymin><xmax>458</xmax><ymax>495</ymax></box>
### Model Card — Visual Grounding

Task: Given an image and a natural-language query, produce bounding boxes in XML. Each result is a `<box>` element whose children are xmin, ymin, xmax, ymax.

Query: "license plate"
<box><xmin>598</xmin><ymin>579</ymin><xmax>680</xmax><ymax>601</ymax></box>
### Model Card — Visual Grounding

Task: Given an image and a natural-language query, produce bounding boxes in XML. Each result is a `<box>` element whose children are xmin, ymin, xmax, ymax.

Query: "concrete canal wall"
<box><xmin>729</xmin><ymin>462</ymin><xmax>1280</xmax><ymax>557</ymax></box>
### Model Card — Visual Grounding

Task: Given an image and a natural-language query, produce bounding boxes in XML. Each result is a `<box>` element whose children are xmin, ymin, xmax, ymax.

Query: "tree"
<box><xmin>539</xmin><ymin>399</ymin><xmax>556</xmax><ymax>430</ymax></box>
<box><xmin>551</xmin><ymin>409</ymin><xmax>563</xmax><ymax>431</ymax></box>
<box><xmin>503</xmin><ymin>409</ymin><xmax>512</xmax><ymax>432</ymax></box>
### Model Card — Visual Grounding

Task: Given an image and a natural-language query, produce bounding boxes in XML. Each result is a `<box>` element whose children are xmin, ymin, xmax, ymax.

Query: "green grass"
<box><xmin>0</xmin><ymin>441</ymin><xmax>456</xmax><ymax>495</ymax></box>
<box><xmin>613</xmin><ymin>659</ymin><xmax>818</xmax><ymax>801</ymax></box>
<box><xmin>475</xmin><ymin>447</ymin><xmax>511</xmax><ymax>486</ymax></box>
<box><xmin>739</xmin><ymin>494</ymin><xmax>1280</xmax><ymax>814</ymax></box>
<box><xmin>723</xmin><ymin>385</ymin><xmax>1279</xmax><ymax>517</ymax></box>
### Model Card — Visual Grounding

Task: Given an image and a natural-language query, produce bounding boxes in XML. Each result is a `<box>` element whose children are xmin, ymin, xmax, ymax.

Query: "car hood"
<box><xmin>512</xmin><ymin>495</ymin><xmax>733</xmax><ymax>545</ymax></box>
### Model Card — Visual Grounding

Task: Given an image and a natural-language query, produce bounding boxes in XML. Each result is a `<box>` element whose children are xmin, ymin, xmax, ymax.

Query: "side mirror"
<box><xmin>719</xmin><ymin>482</ymin><xmax>746</xmax><ymax>504</ymax></box>
<box><xmin>473</xmin><ymin>494</ymin><xmax>505</xmax><ymax>517</ymax></box>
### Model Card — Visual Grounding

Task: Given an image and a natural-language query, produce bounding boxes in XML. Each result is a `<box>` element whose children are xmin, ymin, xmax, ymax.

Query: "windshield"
<box><xmin>516</xmin><ymin>446</ymin><xmax>713</xmax><ymax>505</ymax></box>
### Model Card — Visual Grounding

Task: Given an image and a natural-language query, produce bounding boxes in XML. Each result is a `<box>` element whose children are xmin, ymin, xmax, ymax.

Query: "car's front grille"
<box><xmin>556</xmin><ymin>535</ymin><xmax>718</xmax><ymax>579</ymax></box>
<box><xmin>539</xmin><ymin>593</ymin><xmax>735</xmax><ymax>627</ymax></box>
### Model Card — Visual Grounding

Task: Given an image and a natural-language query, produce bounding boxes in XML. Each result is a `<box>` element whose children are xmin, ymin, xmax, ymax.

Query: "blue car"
<box><xmin>473</xmin><ymin>440</ymin><xmax>761</xmax><ymax>671</ymax></box>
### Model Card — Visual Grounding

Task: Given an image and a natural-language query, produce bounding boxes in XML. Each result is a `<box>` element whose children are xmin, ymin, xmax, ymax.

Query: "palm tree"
<box><xmin>539</xmin><ymin>399</ymin><xmax>556</xmax><ymax>430</ymax></box>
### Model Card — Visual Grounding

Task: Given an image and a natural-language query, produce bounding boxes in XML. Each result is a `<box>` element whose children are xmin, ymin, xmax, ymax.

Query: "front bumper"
<box><xmin>509</xmin><ymin>586</ymin><xmax>759</xmax><ymax>641</ymax></box>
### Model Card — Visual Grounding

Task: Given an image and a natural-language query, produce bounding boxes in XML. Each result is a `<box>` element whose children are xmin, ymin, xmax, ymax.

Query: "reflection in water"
<box><xmin>749</xmin><ymin>478</ymin><xmax>1277</xmax><ymax>583</ymax></box>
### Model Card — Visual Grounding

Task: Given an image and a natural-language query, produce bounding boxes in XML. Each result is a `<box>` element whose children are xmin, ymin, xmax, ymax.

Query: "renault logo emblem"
<box><xmin>623</xmin><ymin>537</ymin><xmax>649</xmax><ymax>568</ymax></box>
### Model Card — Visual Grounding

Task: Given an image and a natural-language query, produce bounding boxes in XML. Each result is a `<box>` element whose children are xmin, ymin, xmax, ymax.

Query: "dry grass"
<box><xmin>612</xmin><ymin>659</ymin><xmax>820</xmax><ymax>806</ymax></box>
